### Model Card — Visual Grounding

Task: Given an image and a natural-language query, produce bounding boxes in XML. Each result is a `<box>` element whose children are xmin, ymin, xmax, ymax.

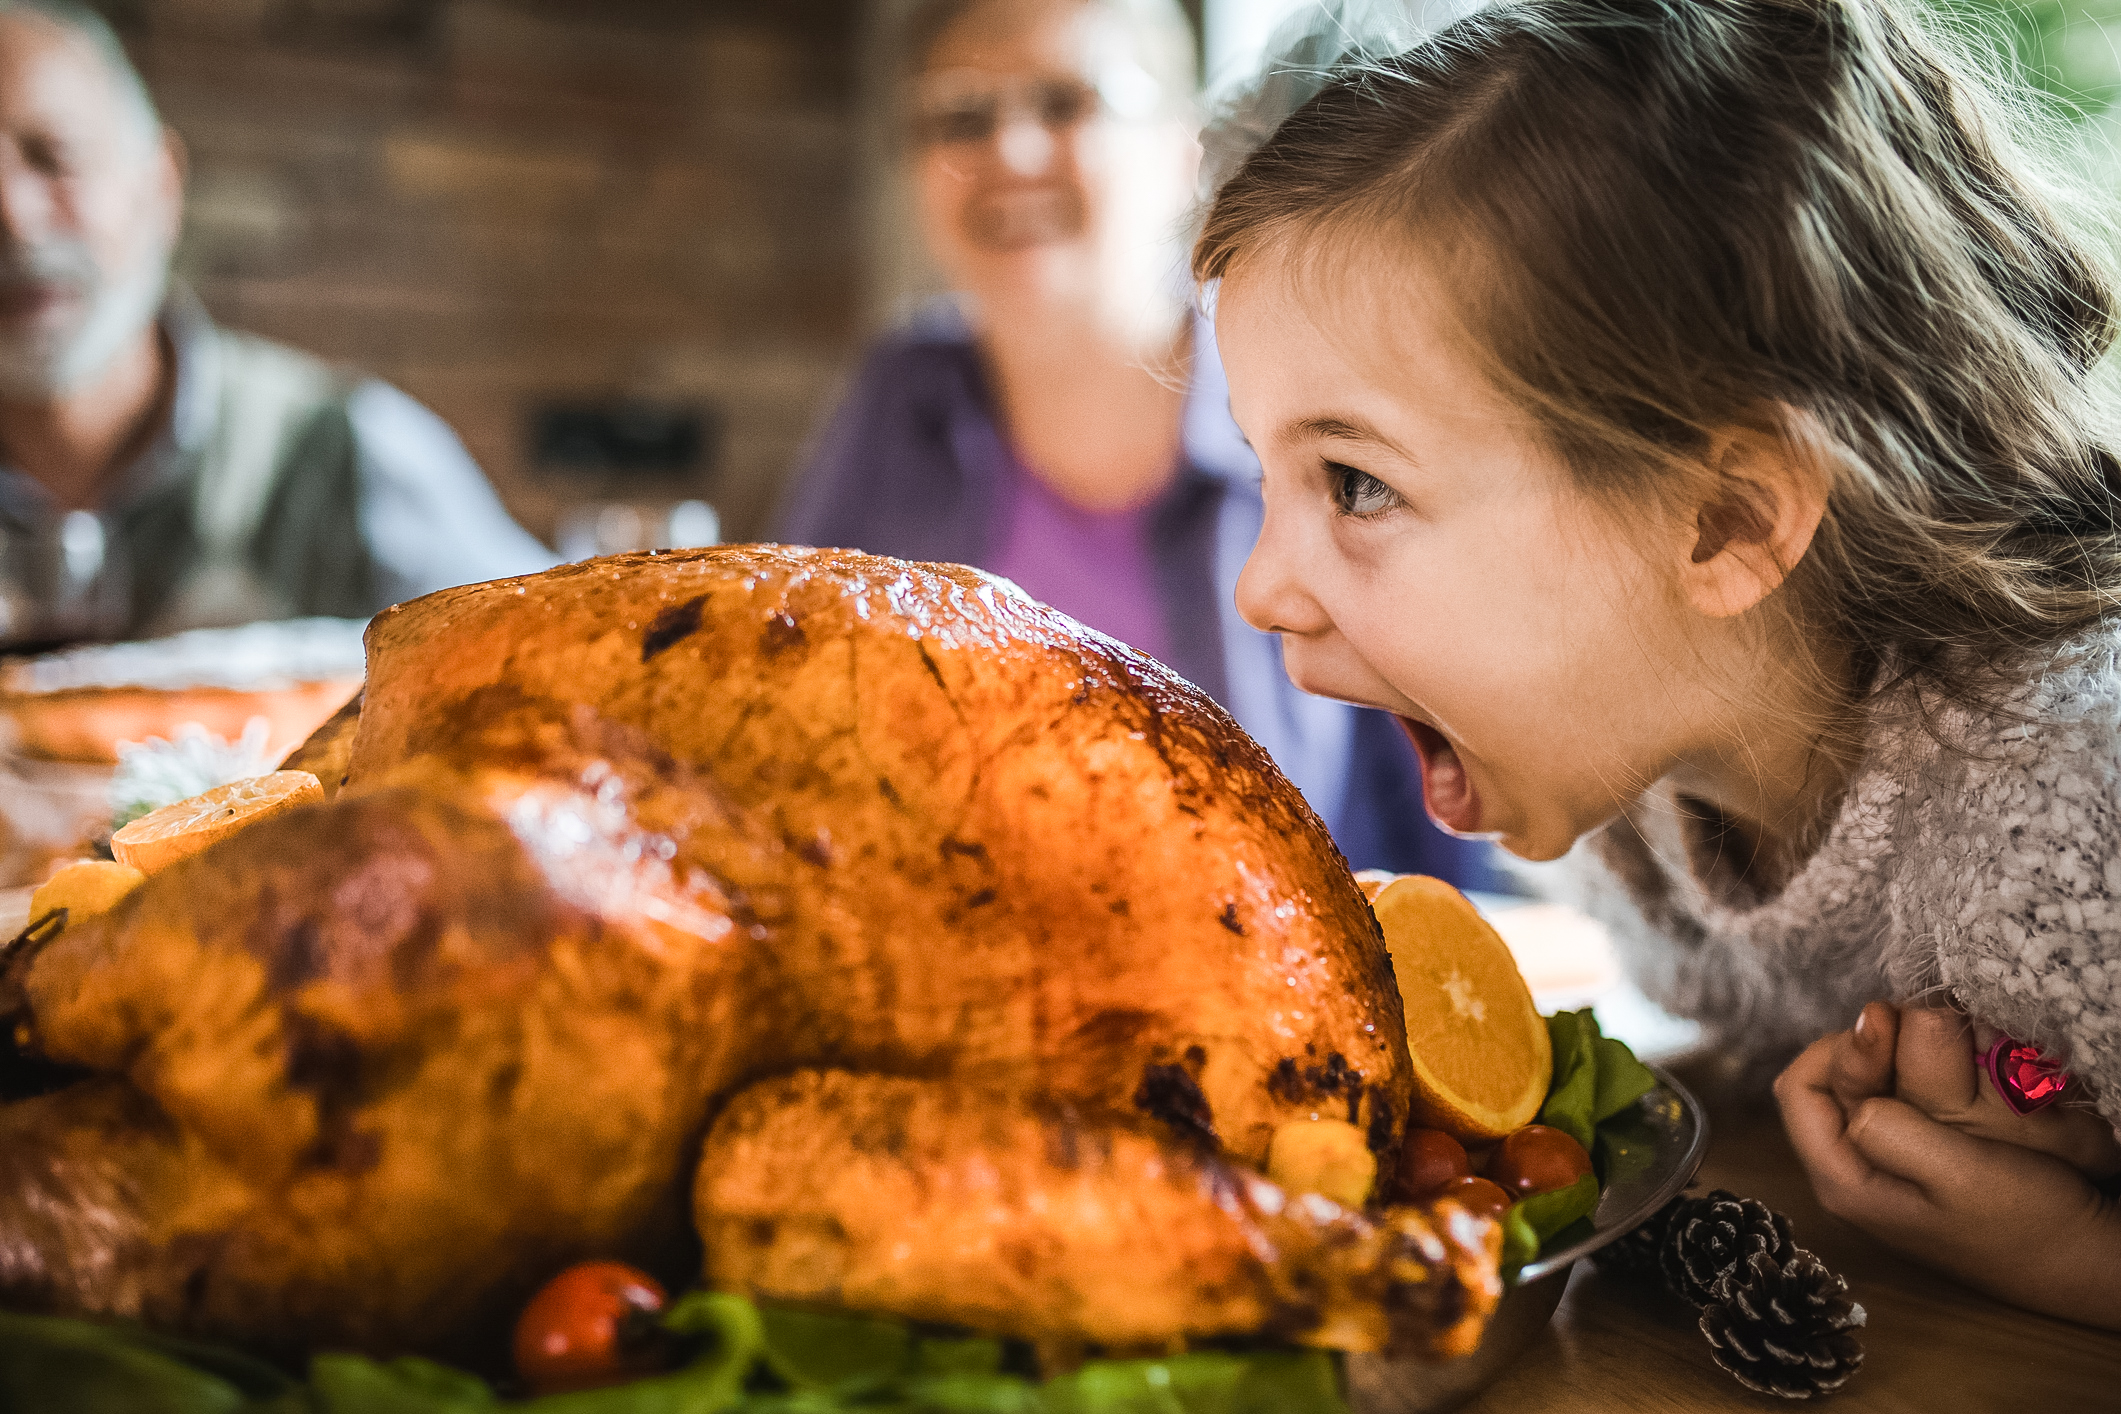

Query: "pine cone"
<box><xmin>1592</xmin><ymin>1194</ymin><xmax>1682</xmax><ymax>1285</ymax></box>
<box><xmin>1699</xmin><ymin>1249</ymin><xmax>1866</xmax><ymax>1399</ymax></box>
<box><xmin>1660</xmin><ymin>1188</ymin><xmax>1796</xmax><ymax>1307</ymax></box>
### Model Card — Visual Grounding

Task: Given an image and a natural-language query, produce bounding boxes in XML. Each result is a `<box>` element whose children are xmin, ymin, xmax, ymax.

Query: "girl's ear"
<box><xmin>1680</xmin><ymin>414</ymin><xmax>1830</xmax><ymax>619</ymax></box>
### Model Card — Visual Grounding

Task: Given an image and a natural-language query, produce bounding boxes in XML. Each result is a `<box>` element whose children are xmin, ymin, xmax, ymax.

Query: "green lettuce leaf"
<box><xmin>1512</xmin><ymin>1173</ymin><xmax>1599</xmax><ymax>1246</ymax></box>
<box><xmin>1499</xmin><ymin>1173</ymin><xmax>1600</xmax><ymax>1279</ymax></box>
<box><xmin>0</xmin><ymin>1311</ymin><xmax>261</xmax><ymax>1414</ymax></box>
<box><xmin>1537</xmin><ymin>1009</ymin><xmax>1658</xmax><ymax>1153</ymax></box>
<box><xmin>1042</xmin><ymin>1351</ymin><xmax>1344</xmax><ymax>1414</ymax></box>
<box><xmin>310</xmin><ymin>1354</ymin><xmax>496</xmax><ymax>1412</ymax></box>
<box><xmin>1535</xmin><ymin>1010</ymin><xmax>1599</xmax><ymax>1151</ymax></box>
<box><xmin>309</xmin><ymin>1291</ymin><xmax>761</xmax><ymax>1414</ymax></box>
<box><xmin>1499</xmin><ymin>1206</ymin><xmax>1540</xmax><ymax>1272</ymax></box>
<box><xmin>0</xmin><ymin>1298</ymin><xmax>1347</xmax><ymax>1414</ymax></box>
<box><xmin>1590</xmin><ymin>1035</ymin><xmax>1656</xmax><ymax>1124</ymax></box>
<box><xmin>758</xmin><ymin>1305</ymin><xmax>911</xmax><ymax>1391</ymax></box>
<box><xmin>1514</xmin><ymin>1010</ymin><xmax>1661</xmax><ymax>1269</ymax></box>
<box><xmin>890</xmin><ymin>1371</ymin><xmax>1043</xmax><ymax>1413</ymax></box>
<box><xmin>913</xmin><ymin>1339</ymin><xmax>1006</xmax><ymax>1380</ymax></box>
<box><xmin>116</xmin><ymin>1326</ymin><xmax>304</xmax><ymax>1403</ymax></box>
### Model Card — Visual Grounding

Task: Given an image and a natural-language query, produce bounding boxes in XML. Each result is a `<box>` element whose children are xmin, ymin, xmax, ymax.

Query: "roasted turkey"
<box><xmin>0</xmin><ymin>546</ymin><xmax>1499</xmax><ymax>1367</ymax></box>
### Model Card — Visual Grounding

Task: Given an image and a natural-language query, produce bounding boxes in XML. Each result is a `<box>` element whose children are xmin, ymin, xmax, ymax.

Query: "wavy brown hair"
<box><xmin>1195</xmin><ymin>0</ymin><xmax>2121</xmax><ymax>705</ymax></box>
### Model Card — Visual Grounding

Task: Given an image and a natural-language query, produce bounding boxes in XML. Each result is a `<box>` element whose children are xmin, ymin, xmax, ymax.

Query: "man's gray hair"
<box><xmin>0</xmin><ymin>0</ymin><xmax>162</xmax><ymax>140</ymax></box>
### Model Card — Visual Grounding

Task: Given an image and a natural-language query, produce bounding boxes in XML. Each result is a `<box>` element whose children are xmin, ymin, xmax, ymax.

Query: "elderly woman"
<box><xmin>775</xmin><ymin>0</ymin><xmax>1492</xmax><ymax>883</ymax></box>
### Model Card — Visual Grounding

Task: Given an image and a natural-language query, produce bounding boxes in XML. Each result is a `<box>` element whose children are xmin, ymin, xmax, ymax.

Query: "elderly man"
<box><xmin>0</xmin><ymin>1</ymin><xmax>553</xmax><ymax>651</ymax></box>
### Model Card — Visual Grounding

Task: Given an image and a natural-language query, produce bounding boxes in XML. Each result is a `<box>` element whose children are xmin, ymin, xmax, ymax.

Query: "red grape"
<box><xmin>1395</xmin><ymin>1127</ymin><xmax>1471</xmax><ymax>1199</ymax></box>
<box><xmin>1487</xmin><ymin>1124</ymin><xmax>1592</xmax><ymax>1198</ymax></box>
<box><xmin>1432</xmin><ymin>1174</ymin><xmax>1513</xmax><ymax>1223</ymax></box>
<box><xmin>513</xmin><ymin>1261</ymin><xmax>668</xmax><ymax>1394</ymax></box>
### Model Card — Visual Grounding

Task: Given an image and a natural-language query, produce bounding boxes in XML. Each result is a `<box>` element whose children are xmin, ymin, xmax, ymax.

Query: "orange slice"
<box><xmin>1373</xmin><ymin>874</ymin><xmax>1551</xmax><ymax>1140</ymax></box>
<box><xmin>110</xmin><ymin>770</ymin><xmax>322</xmax><ymax>873</ymax></box>
<box><xmin>1353</xmin><ymin>869</ymin><xmax>1398</xmax><ymax>902</ymax></box>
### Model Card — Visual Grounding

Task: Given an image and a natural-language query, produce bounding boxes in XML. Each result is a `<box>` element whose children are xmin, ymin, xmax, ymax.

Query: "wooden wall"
<box><xmin>101</xmin><ymin>0</ymin><xmax>864</xmax><ymax>542</ymax></box>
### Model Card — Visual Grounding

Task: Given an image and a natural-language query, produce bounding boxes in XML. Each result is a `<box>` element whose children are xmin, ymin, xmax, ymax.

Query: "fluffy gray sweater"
<box><xmin>1570</xmin><ymin>620</ymin><xmax>2121</xmax><ymax>1129</ymax></box>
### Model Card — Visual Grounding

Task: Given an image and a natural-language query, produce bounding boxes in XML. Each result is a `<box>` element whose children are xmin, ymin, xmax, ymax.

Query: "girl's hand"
<box><xmin>1776</xmin><ymin>1018</ymin><xmax>2121</xmax><ymax>1330</ymax></box>
<box><xmin>1889</xmin><ymin>1001</ymin><xmax>2121</xmax><ymax>1180</ymax></box>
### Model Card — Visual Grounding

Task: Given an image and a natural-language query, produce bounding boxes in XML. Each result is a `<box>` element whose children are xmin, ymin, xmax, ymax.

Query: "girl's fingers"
<box><xmin>1885</xmin><ymin>1011</ymin><xmax>2119</xmax><ymax>1172</ymax></box>
<box><xmin>1892</xmin><ymin>1002</ymin><xmax>1979</xmax><ymax>1117</ymax></box>
<box><xmin>1828</xmin><ymin>1001</ymin><xmax>1897</xmax><ymax>1110</ymax></box>
<box><xmin>1845</xmin><ymin>1094</ymin><xmax>1984</xmax><ymax>1193</ymax></box>
<box><xmin>1848</xmin><ymin>1096</ymin><xmax>2110</xmax><ymax>1228</ymax></box>
<box><xmin>1774</xmin><ymin>1031</ymin><xmax>1840</xmax><ymax>1116</ymax></box>
<box><xmin>2053</xmin><ymin>1097</ymin><xmax>2121</xmax><ymax>1179</ymax></box>
<box><xmin>1844</xmin><ymin>1098</ymin><xmax>2121</xmax><ymax>1319</ymax></box>
<box><xmin>1776</xmin><ymin>1039</ymin><xmax>1922</xmax><ymax>1223</ymax></box>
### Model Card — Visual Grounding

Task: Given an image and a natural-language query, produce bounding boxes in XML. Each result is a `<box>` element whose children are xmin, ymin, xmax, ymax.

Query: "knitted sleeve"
<box><xmin>1900</xmin><ymin>642</ymin><xmax>2121</xmax><ymax>1132</ymax></box>
<box><xmin>1565</xmin><ymin>810</ymin><xmax>1888</xmax><ymax>1090</ymax></box>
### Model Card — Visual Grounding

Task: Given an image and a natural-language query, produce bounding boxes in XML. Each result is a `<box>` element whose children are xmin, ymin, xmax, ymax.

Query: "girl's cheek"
<box><xmin>1321</xmin><ymin>541</ymin><xmax>1416</xmax><ymax>653</ymax></box>
<box><xmin>1328</xmin><ymin>514</ymin><xmax>1419</xmax><ymax>589</ymax></box>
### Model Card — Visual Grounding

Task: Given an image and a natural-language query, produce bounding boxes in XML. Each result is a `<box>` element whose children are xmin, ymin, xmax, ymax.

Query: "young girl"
<box><xmin>1195</xmin><ymin>0</ymin><xmax>2121</xmax><ymax>1323</ymax></box>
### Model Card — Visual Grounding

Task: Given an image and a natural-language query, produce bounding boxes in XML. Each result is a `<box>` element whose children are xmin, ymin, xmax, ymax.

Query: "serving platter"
<box><xmin>1349</xmin><ymin>1065</ymin><xmax>1708</xmax><ymax>1413</ymax></box>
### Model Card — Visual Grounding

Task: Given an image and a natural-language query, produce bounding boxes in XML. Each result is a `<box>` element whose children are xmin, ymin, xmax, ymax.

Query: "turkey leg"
<box><xmin>696</xmin><ymin>1070</ymin><xmax>1501</xmax><ymax>1361</ymax></box>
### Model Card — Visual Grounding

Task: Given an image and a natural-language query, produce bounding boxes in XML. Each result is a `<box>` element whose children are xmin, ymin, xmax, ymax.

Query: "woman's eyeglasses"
<box><xmin>912</xmin><ymin>66</ymin><xmax>1161</xmax><ymax>148</ymax></box>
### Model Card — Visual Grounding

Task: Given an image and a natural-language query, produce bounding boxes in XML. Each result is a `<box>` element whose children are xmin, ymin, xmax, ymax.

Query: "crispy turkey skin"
<box><xmin>0</xmin><ymin>546</ymin><xmax>1499</xmax><ymax>1363</ymax></box>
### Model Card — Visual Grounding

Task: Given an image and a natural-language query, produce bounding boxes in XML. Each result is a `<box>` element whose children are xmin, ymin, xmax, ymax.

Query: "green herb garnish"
<box><xmin>1536</xmin><ymin>1009</ymin><xmax>1656</xmax><ymax>1155</ymax></box>
<box><xmin>0</xmin><ymin>1296</ymin><xmax>1347</xmax><ymax>1414</ymax></box>
<box><xmin>1500</xmin><ymin>1008</ymin><xmax>1660</xmax><ymax>1275</ymax></box>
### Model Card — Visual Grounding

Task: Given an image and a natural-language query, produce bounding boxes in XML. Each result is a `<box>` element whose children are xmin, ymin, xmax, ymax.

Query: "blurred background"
<box><xmin>111</xmin><ymin>0</ymin><xmax>866</xmax><ymax>548</ymax></box>
<box><xmin>5</xmin><ymin>0</ymin><xmax>2118</xmax><ymax>1035</ymax></box>
<box><xmin>65</xmin><ymin>0</ymin><xmax>2121</xmax><ymax>550</ymax></box>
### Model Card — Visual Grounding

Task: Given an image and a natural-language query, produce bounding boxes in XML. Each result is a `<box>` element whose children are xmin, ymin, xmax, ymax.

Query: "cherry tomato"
<box><xmin>1394</xmin><ymin>1127</ymin><xmax>1470</xmax><ymax>1199</ymax></box>
<box><xmin>513</xmin><ymin>1261</ymin><xmax>668</xmax><ymax>1394</ymax></box>
<box><xmin>1487</xmin><ymin>1124</ymin><xmax>1593</xmax><ymax>1198</ymax></box>
<box><xmin>1430</xmin><ymin>1174</ymin><xmax>1513</xmax><ymax>1223</ymax></box>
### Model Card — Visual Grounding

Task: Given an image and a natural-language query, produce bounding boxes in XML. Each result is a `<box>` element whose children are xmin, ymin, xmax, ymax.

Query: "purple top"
<box><xmin>989</xmin><ymin>453</ymin><xmax>1174</xmax><ymax>664</ymax></box>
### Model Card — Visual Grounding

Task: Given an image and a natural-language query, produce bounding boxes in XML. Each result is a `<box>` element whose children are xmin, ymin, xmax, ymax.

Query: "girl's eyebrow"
<box><xmin>1279</xmin><ymin>414</ymin><xmax>1410</xmax><ymax>459</ymax></box>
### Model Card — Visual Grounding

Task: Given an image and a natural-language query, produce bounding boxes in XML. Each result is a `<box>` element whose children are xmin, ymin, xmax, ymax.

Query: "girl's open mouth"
<box><xmin>1397</xmin><ymin>717</ymin><xmax>1483</xmax><ymax>835</ymax></box>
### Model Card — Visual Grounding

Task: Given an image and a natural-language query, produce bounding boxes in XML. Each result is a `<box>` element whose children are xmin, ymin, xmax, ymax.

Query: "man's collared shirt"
<box><xmin>0</xmin><ymin>293</ymin><xmax>555</xmax><ymax>649</ymax></box>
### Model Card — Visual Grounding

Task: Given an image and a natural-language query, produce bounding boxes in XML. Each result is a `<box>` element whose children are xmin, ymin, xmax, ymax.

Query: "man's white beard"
<box><xmin>0</xmin><ymin>239</ymin><xmax>169</xmax><ymax>399</ymax></box>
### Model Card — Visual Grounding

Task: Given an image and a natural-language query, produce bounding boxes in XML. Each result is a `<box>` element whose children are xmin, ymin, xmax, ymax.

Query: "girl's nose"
<box><xmin>1235</xmin><ymin>500</ymin><xmax>1334</xmax><ymax>639</ymax></box>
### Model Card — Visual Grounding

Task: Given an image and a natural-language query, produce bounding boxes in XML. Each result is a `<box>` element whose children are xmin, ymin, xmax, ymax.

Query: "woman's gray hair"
<box><xmin>897</xmin><ymin>0</ymin><xmax>1199</xmax><ymax>107</ymax></box>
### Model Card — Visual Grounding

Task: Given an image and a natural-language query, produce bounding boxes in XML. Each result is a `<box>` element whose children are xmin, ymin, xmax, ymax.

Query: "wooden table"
<box><xmin>1464</xmin><ymin>1068</ymin><xmax>2121</xmax><ymax>1413</ymax></box>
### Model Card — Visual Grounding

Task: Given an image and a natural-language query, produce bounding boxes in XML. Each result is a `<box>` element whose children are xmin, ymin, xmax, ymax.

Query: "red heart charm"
<box><xmin>1983</xmin><ymin>1035</ymin><xmax>2068</xmax><ymax>1116</ymax></box>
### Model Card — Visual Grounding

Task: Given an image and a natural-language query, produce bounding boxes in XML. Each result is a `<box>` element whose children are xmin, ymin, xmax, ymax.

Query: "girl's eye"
<box><xmin>1326</xmin><ymin>462</ymin><xmax>1404</xmax><ymax>518</ymax></box>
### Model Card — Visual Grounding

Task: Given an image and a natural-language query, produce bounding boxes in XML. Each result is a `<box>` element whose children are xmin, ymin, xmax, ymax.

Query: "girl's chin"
<box><xmin>1494</xmin><ymin>802</ymin><xmax>1613</xmax><ymax>862</ymax></box>
<box><xmin>1490</xmin><ymin>825</ymin><xmax>1578</xmax><ymax>864</ymax></box>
